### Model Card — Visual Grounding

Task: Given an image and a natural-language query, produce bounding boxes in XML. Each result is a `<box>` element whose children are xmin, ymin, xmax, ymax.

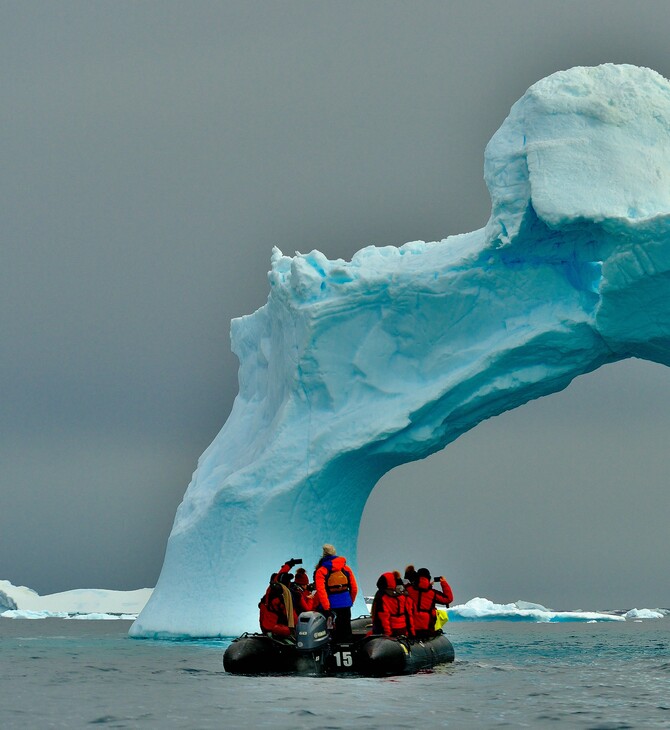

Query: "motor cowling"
<box><xmin>295</xmin><ymin>611</ymin><xmax>330</xmax><ymax>652</ymax></box>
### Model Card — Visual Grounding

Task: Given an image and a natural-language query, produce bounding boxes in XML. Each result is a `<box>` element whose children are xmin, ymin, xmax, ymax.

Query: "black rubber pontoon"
<box><xmin>356</xmin><ymin>633</ymin><xmax>455</xmax><ymax>676</ymax></box>
<box><xmin>223</xmin><ymin>612</ymin><xmax>454</xmax><ymax>677</ymax></box>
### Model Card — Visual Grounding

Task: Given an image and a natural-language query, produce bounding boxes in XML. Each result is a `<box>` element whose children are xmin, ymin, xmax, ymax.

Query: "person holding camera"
<box><xmin>258</xmin><ymin>558</ymin><xmax>302</xmax><ymax>639</ymax></box>
<box><xmin>405</xmin><ymin>567</ymin><xmax>453</xmax><ymax>639</ymax></box>
<box><xmin>313</xmin><ymin>544</ymin><xmax>358</xmax><ymax>643</ymax></box>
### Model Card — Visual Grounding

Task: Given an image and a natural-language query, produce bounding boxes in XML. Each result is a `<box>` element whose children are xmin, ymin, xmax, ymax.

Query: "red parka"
<box><xmin>258</xmin><ymin>562</ymin><xmax>300</xmax><ymax>637</ymax></box>
<box><xmin>292</xmin><ymin>585</ymin><xmax>317</xmax><ymax>612</ymax></box>
<box><xmin>259</xmin><ymin>586</ymin><xmax>298</xmax><ymax>637</ymax></box>
<box><xmin>371</xmin><ymin>573</ymin><xmax>415</xmax><ymax>637</ymax></box>
<box><xmin>406</xmin><ymin>576</ymin><xmax>453</xmax><ymax>634</ymax></box>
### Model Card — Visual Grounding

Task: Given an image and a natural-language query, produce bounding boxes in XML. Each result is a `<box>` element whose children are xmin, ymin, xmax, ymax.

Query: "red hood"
<box><xmin>321</xmin><ymin>555</ymin><xmax>347</xmax><ymax>571</ymax></box>
<box><xmin>418</xmin><ymin>576</ymin><xmax>431</xmax><ymax>590</ymax></box>
<box><xmin>379</xmin><ymin>572</ymin><xmax>396</xmax><ymax>590</ymax></box>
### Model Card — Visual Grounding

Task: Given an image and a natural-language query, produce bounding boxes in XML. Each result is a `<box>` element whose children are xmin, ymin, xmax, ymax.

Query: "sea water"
<box><xmin>1</xmin><ymin>618</ymin><xmax>668</xmax><ymax>729</ymax></box>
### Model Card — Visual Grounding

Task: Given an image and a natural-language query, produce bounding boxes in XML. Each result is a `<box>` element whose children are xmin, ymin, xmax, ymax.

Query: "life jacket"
<box><xmin>326</xmin><ymin>567</ymin><xmax>350</xmax><ymax>594</ymax></box>
<box><xmin>406</xmin><ymin>576</ymin><xmax>451</xmax><ymax>633</ymax></box>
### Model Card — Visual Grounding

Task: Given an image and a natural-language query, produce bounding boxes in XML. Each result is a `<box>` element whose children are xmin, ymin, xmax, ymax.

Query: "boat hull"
<box><xmin>223</xmin><ymin>627</ymin><xmax>454</xmax><ymax>677</ymax></box>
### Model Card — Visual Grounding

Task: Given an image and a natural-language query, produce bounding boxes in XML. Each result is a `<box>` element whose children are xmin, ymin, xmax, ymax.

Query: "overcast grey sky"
<box><xmin>2</xmin><ymin>1</ymin><xmax>669</xmax><ymax>609</ymax></box>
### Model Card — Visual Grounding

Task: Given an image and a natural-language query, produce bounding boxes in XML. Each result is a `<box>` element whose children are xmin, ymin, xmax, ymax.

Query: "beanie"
<box><xmin>417</xmin><ymin>568</ymin><xmax>431</xmax><ymax>581</ymax></box>
<box><xmin>294</xmin><ymin>568</ymin><xmax>310</xmax><ymax>586</ymax></box>
<box><xmin>322</xmin><ymin>544</ymin><xmax>337</xmax><ymax>556</ymax></box>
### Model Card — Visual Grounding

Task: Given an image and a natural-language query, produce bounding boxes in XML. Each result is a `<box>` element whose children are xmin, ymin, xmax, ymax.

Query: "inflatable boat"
<box><xmin>223</xmin><ymin>612</ymin><xmax>455</xmax><ymax>677</ymax></box>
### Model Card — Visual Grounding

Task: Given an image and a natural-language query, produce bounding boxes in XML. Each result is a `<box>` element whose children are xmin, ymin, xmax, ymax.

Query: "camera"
<box><xmin>290</xmin><ymin>557</ymin><xmax>303</xmax><ymax>565</ymax></box>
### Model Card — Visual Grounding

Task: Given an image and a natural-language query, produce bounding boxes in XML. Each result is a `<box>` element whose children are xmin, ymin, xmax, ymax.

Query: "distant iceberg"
<box><xmin>624</xmin><ymin>608</ymin><xmax>666</xmax><ymax>620</ymax></box>
<box><xmin>1</xmin><ymin>609</ymin><xmax>139</xmax><ymax>620</ymax></box>
<box><xmin>0</xmin><ymin>579</ymin><xmax>152</xmax><ymax>619</ymax></box>
<box><xmin>448</xmin><ymin>598</ymin><xmax>625</xmax><ymax>622</ymax></box>
<box><xmin>132</xmin><ymin>64</ymin><xmax>670</xmax><ymax>638</ymax></box>
<box><xmin>447</xmin><ymin>599</ymin><xmax>668</xmax><ymax>622</ymax></box>
<box><xmin>2</xmin><ymin>609</ymin><xmax>70</xmax><ymax>619</ymax></box>
<box><xmin>66</xmin><ymin>612</ymin><xmax>139</xmax><ymax>621</ymax></box>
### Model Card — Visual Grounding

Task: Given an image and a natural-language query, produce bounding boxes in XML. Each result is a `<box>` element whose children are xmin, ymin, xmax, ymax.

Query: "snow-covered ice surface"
<box><xmin>131</xmin><ymin>64</ymin><xmax>670</xmax><ymax>638</ymax></box>
<box><xmin>0</xmin><ymin>579</ymin><xmax>151</xmax><ymax>620</ymax></box>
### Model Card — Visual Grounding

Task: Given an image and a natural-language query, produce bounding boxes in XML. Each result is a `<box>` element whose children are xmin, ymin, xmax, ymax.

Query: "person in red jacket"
<box><xmin>405</xmin><ymin>567</ymin><xmax>453</xmax><ymax>638</ymax></box>
<box><xmin>258</xmin><ymin>559</ymin><xmax>301</xmax><ymax>638</ymax></box>
<box><xmin>313</xmin><ymin>544</ymin><xmax>358</xmax><ymax>642</ymax></box>
<box><xmin>370</xmin><ymin>572</ymin><xmax>415</xmax><ymax>637</ymax></box>
<box><xmin>292</xmin><ymin>568</ymin><xmax>317</xmax><ymax>612</ymax></box>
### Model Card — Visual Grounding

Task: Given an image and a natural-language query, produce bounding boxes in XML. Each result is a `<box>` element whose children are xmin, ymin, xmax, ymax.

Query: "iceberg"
<box><xmin>131</xmin><ymin>64</ymin><xmax>670</xmax><ymax>638</ymax></box>
<box><xmin>448</xmin><ymin>598</ymin><xmax>625</xmax><ymax>623</ymax></box>
<box><xmin>0</xmin><ymin>579</ymin><xmax>152</xmax><ymax>618</ymax></box>
<box><xmin>1</xmin><ymin>609</ymin><xmax>70</xmax><ymax>620</ymax></box>
<box><xmin>624</xmin><ymin>608</ymin><xmax>666</xmax><ymax>620</ymax></box>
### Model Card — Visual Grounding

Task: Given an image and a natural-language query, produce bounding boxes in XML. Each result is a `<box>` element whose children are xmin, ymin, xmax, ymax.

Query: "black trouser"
<box><xmin>331</xmin><ymin>606</ymin><xmax>352</xmax><ymax>643</ymax></box>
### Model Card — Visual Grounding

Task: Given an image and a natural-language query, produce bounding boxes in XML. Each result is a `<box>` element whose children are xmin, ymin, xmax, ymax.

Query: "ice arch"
<box><xmin>131</xmin><ymin>64</ymin><xmax>670</xmax><ymax>637</ymax></box>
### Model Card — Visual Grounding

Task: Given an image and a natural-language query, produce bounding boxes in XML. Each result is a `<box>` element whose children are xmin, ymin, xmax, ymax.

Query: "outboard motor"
<box><xmin>295</xmin><ymin>611</ymin><xmax>330</xmax><ymax>651</ymax></box>
<box><xmin>294</xmin><ymin>611</ymin><xmax>331</xmax><ymax>673</ymax></box>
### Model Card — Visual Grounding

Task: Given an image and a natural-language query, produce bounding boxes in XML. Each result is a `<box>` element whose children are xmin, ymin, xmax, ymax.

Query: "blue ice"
<box><xmin>131</xmin><ymin>65</ymin><xmax>670</xmax><ymax>637</ymax></box>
